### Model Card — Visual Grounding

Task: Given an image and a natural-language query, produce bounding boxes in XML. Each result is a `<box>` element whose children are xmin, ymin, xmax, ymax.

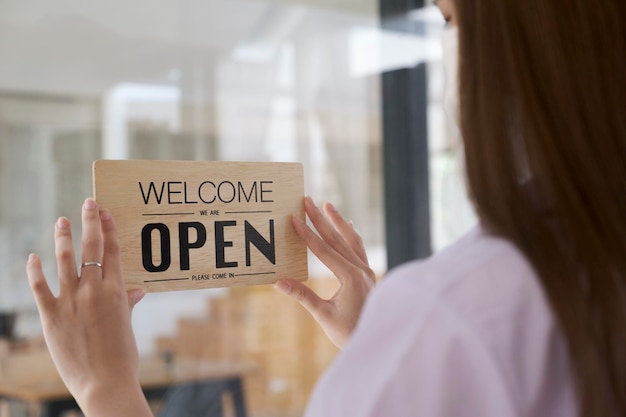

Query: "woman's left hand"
<box><xmin>26</xmin><ymin>198</ymin><xmax>152</xmax><ymax>417</ymax></box>
<box><xmin>275</xmin><ymin>197</ymin><xmax>376</xmax><ymax>349</ymax></box>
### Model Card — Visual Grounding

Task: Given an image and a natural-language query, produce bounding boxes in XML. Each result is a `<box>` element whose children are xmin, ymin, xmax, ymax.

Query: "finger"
<box><xmin>323</xmin><ymin>202</ymin><xmax>370</xmax><ymax>265</ymax></box>
<box><xmin>292</xmin><ymin>215</ymin><xmax>362</xmax><ymax>284</ymax></box>
<box><xmin>126</xmin><ymin>289</ymin><xmax>146</xmax><ymax>315</ymax></box>
<box><xmin>304</xmin><ymin>197</ymin><xmax>368</xmax><ymax>269</ymax></box>
<box><xmin>275</xmin><ymin>279</ymin><xmax>329</xmax><ymax>321</ymax></box>
<box><xmin>54</xmin><ymin>217</ymin><xmax>79</xmax><ymax>294</ymax></box>
<box><xmin>26</xmin><ymin>254</ymin><xmax>55</xmax><ymax>315</ymax></box>
<box><xmin>80</xmin><ymin>198</ymin><xmax>103</xmax><ymax>280</ymax></box>
<box><xmin>100</xmin><ymin>209</ymin><xmax>122</xmax><ymax>282</ymax></box>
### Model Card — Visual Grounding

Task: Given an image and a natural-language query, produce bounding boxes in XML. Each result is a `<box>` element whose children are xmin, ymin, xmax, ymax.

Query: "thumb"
<box><xmin>275</xmin><ymin>279</ymin><xmax>326</xmax><ymax>318</ymax></box>
<box><xmin>126</xmin><ymin>289</ymin><xmax>146</xmax><ymax>314</ymax></box>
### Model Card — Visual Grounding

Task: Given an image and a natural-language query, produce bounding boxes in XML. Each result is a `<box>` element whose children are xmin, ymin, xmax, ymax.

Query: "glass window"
<box><xmin>0</xmin><ymin>1</ymin><xmax>474</xmax><ymax>415</ymax></box>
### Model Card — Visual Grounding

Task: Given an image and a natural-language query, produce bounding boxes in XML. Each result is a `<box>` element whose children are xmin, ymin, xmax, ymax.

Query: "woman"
<box><xmin>26</xmin><ymin>0</ymin><xmax>626</xmax><ymax>416</ymax></box>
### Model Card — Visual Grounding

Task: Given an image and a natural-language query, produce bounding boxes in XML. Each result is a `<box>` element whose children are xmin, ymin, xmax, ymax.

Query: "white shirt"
<box><xmin>304</xmin><ymin>226</ymin><xmax>577</xmax><ymax>417</ymax></box>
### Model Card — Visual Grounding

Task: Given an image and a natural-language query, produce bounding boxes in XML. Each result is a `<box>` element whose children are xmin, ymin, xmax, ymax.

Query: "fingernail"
<box><xmin>83</xmin><ymin>198</ymin><xmax>96</xmax><ymax>210</ymax></box>
<box><xmin>292</xmin><ymin>214</ymin><xmax>304</xmax><ymax>224</ymax></box>
<box><xmin>28</xmin><ymin>253</ymin><xmax>38</xmax><ymax>263</ymax></box>
<box><xmin>326</xmin><ymin>202</ymin><xmax>337</xmax><ymax>213</ymax></box>
<box><xmin>100</xmin><ymin>209</ymin><xmax>112</xmax><ymax>221</ymax></box>
<box><xmin>56</xmin><ymin>217</ymin><xmax>70</xmax><ymax>230</ymax></box>
<box><xmin>305</xmin><ymin>196</ymin><xmax>316</xmax><ymax>208</ymax></box>
<box><xmin>274</xmin><ymin>280</ymin><xmax>291</xmax><ymax>294</ymax></box>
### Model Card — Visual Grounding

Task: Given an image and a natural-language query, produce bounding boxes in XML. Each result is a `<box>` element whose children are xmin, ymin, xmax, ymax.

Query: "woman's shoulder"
<box><xmin>304</xmin><ymin>226</ymin><xmax>576</xmax><ymax>417</ymax></box>
<box><xmin>368</xmin><ymin>226</ymin><xmax>560</xmax><ymax>364</ymax></box>
<box><xmin>378</xmin><ymin>225</ymin><xmax>544</xmax><ymax>324</ymax></box>
<box><xmin>387</xmin><ymin>225</ymin><xmax>535</xmax><ymax>289</ymax></box>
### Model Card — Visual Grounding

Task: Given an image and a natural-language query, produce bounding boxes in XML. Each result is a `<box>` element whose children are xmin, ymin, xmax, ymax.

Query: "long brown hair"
<box><xmin>456</xmin><ymin>0</ymin><xmax>626</xmax><ymax>415</ymax></box>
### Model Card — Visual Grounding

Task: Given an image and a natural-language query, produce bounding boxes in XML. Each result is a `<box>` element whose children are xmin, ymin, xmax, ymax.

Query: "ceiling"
<box><xmin>0</xmin><ymin>0</ymin><xmax>377</xmax><ymax>97</ymax></box>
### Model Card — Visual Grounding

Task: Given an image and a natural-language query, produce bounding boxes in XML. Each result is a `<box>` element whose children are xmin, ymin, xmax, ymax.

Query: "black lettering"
<box><xmin>138</xmin><ymin>182</ymin><xmax>166</xmax><ymax>205</ymax></box>
<box><xmin>238</xmin><ymin>181</ymin><xmax>258</xmax><ymax>203</ymax></box>
<box><xmin>167</xmin><ymin>181</ymin><xmax>183</xmax><ymax>204</ymax></box>
<box><xmin>245</xmin><ymin>220</ymin><xmax>276</xmax><ymax>266</ymax></box>
<box><xmin>183</xmin><ymin>182</ymin><xmax>198</xmax><ymax>204</ymax></box>
<box><xmin>178</xmin><ymin>222</ymin><xmax>207</xmax><ymax>271</ymax></box>
<box><xmin>215</xmin><ymin>221</ymin><xmax>238</xmax><ymax>268</ymax></box>
<box><xmin>141</xmin><ymin>223</ymin><xmax>171</xmax><ymax>272</ymax></box>
<box><xmin>198</xmin><ymin>181</ymin><xmax>216</xmax><ymax>203</ymax></box>
<box><xmin>260</xmin><ymin>181</ymin><xmax>274</xmax><ymax>203</ymax></box>
<box><xmin>218</xmin><ymin>181</ymin><xmax>236</xmax><ymax>203</ymax></box>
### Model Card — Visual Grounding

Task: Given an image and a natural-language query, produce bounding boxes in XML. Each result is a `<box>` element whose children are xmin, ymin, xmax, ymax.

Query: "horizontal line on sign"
<box><xmin>144</xmin><ymin>277</ymin><xmax>190</xmax><ymax>283</ymax></box>
<box><xmin>235</xmin><ymin>272</ymin><xmax>276</xmax><ymax>277</ymax></box>
<box><xmin>224</xmin><ymin>211</ymin><xmax>273</xmax><ymax>214</ymax></box>
<box><xmin>142</xmin><ymin>213</ymin><xmax>195</xmax><ymax>216</ymax></box>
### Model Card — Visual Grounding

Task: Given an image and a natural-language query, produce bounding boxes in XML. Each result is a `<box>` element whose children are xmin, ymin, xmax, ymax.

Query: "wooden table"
<box><xmin>0</xmin><ymin>358</ymin><xmax>254</xmax><ymax>417</ymax></box>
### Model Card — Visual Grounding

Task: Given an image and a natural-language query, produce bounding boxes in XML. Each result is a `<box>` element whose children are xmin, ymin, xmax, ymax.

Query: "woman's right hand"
<box><xmin>275</xmin><ymin>197</ymin><xmax>376</xmax><ymax>349</ymax></box>
<box><xmin>26</xmin><ymin>199</ymin><xmax>152</xmax><ymax>417</ymax></box>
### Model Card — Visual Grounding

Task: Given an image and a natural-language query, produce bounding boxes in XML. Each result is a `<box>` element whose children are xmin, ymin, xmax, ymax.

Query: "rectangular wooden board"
<box><xmin>93</xmin><ymin>160</ymin><xmax>308</xmax><ymax>292</ymax></box>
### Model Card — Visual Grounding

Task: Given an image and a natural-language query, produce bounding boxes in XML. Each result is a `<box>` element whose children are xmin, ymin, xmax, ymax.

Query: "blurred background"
<box><xmin>0</xmin><ymin>0</ymin><xmax>475</xmax><ymax>416</ymax></box>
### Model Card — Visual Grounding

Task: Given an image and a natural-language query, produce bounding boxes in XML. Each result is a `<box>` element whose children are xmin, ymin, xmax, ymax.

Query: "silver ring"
<box><xmin>80</xmin><ymin>261</ymin><xmax>102</xmax><ymax>269</ymax></box>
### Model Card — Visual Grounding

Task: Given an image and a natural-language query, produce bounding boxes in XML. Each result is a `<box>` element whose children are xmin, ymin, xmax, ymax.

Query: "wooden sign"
<box><xmin>93</xmin><ymin>160</ymin><xmax>308</xmax><ymax>292</ymax></box>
